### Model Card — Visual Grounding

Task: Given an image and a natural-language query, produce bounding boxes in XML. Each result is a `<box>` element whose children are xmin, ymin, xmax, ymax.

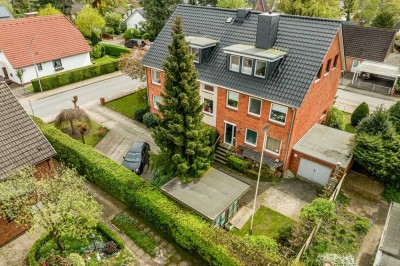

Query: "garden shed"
<box><xmin>289</xmin><ymin>124</ymin><xmax>355</xmax><ymax>186</ymax></box>
<box><xmin>161</xmin><ymin>167</ymin><xmax>250</xmax><ymax>227</ymax></box>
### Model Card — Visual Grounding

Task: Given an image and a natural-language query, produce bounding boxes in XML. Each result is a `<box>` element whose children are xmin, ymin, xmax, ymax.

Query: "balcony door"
<box><xmin>224</xmin><ymin>122</ymin><xmax>236</xmax><ymax>145</ymax></box>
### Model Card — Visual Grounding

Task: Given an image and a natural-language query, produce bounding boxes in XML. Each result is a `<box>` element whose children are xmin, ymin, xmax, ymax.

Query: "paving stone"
<box><xmin>168</xmin><ymin>263</ymin><xmax>178</xmax><ymax>266</ymax></box>
<box><xmin>166</xmin><ymin>244</ymin><xmax>174</xmax><ymax>252</ymax></box>
<box><xmin>143</xmin><ymin>227</ymin><xmax>150</xmax><ymax>233</ymax></box>
<box><xmin>142</xmin><ymin>253</ymin><xmax>152</xmax><ymax>262</ymax></box>
<box><xmin>178</xmin><ymin>262</ymin><xmax>190</xmax><ymax>266</ymax></box>
<box><xmin>154</xmin><ymin>235</ymin><xmax>161</xmax><ymax>242</ymax></box>
<box><xmin>136</xmin><ymin>249</ymin><xmax>145</xmax><ymax>257</ymax></box>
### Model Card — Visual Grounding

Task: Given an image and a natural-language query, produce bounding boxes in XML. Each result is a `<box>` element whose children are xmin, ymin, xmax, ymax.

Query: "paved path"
<box><xmin>0</xmin><ymin>231</ymin><xmax>42</xmax><ymax>266</ymax></box>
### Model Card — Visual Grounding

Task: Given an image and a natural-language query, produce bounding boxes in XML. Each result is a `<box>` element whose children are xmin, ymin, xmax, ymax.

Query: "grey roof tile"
<box><xmin>0</xmin><ymin>82</ymin><xmax>56</xmax><ymax>177</ymax></box>
<box><xmin>142</xmin><ymin>5</ymin><xmax>340</xmax><ymax>107</ymax></box>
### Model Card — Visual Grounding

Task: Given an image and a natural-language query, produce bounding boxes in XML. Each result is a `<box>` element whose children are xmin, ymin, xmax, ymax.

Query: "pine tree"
<box><xmin>153</xmin><ymin>16</ymin><xmax>212</xmax><ymax>182</ymax></box>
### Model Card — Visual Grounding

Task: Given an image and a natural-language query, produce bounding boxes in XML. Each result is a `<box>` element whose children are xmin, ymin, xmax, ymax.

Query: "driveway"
<box><xmin>261</xmin><ymin>178</ymin><xmax>318</xmax><ymax>221</ymax></box>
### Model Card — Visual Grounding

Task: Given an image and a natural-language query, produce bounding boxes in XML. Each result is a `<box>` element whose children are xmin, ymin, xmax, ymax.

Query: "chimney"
<box><xmin>24</xmin><ymin>12</ymin><xmax>38</xmax><ymax>18</ymax></box>
<box><xmin>255</xmin><ymin>13</ymin><xmax>279</xmax><ymax>49</ymax></box>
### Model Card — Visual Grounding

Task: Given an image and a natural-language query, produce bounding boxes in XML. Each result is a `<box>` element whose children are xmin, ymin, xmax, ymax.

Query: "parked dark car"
<box><xmin>122</xmin><ymin>141</ymin><xmax>150</xmax><ymax>175</ymax></box>
<box><xmin>124</xmin><ymin>39</ymin><xmax>145</xmax><ymax>48</ymax></box>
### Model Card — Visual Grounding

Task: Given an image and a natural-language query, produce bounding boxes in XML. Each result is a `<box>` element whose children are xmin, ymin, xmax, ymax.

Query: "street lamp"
<box><xmin>90</xmin><ymin>233</ymin><xmax>97</xmax><ymax>251</ymax></box>
<box><xmin>29</xmin><ymin>37</ymin><xmax>43</xmax><ymax>92</ymax></box>
<box><xmin>249</xmin><ymin>124</ymin><xmax>269</xmax><ymax>236</ymax></box>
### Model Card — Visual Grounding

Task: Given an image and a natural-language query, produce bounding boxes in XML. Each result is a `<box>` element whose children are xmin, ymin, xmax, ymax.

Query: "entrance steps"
<box><xmin>215</xmin><ymin>142</ymin><xmax>231</xmax><ymax>165</ymax></box>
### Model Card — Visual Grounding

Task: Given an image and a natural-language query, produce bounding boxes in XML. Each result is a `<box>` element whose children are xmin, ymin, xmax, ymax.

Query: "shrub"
<box><xmin>245</xmin><ymin>235</ymin><xmax>278</xmax><ymax>254</ymax></box>
<box><xmin>325</xmin><ymin>107</ymin><xmax>345</xmax><ymax>130</ymax></box>
<box><xmin>382</xmin><ymin>186</ymin><xmax>400</xmax><ymax>203</ymax></box>
<box><xmin>300</xmin><ymin>198</ymin><xmax>336</xmax><ymax>223</ymax></box>
<box><xmin>318</xmin><ymin>253</ymin><xmax>356</xmax><ymax>266</ymax></box>
<box><xmin>206</xmin><ymin>126</ymin><xmax>219</xmax><ymax>148</ymax></box>
<box><xmin>142</xmin><ymin>32</ymin><xmax>150</xmax><ymax>40</ymax></box>
<box><xmin>32</xmin><ymin>116</ymin><xmax>280</xmax><ymax>265</ymax></box>
<box><xmin>97</xmin><ymin>222</ymin><xmax>124</xmax><ymax>249</ymax></box>
<box><xmin>31</xmin><ymin>60</ymin><xmax>120</xmax><ymax>92</ymax></box>
<box><xmin>388</xmin><ymin>102</ymin><xmax>400</xmax><ymax>134</ymax></box>
<box><xmin>97</xmin><ymin>126</ymin><xmax>109</xmax><ymax>138</ymax></box>
<box><xmin>351</xmin><ymin>102</ymin><xmax>369</xmax><ymax>126</ymax></box>
<box><xmin>354</xmin><ymin>218</ymin><xmax>371</xmax><ymax>234</ymax></box>
<box><xmin>143</xmin><ymin>112</ymin><xmax>159</xmax><ymax>128</ymax></box>
<box><xmin>65</xmin><ymin>253</ymin><xmax>85</xmax><ymax>266</ymax></box>
<box><xmin>103</xmin><ymin>241</ymin><xmax>119</xmax><ymax>255</ymax></box>
<box><xmin>28</xmin><ymin>233</ymin><xmax>51</xmax><ymax>266</ymax></box>
<box><xmin>277</xmin><ymin>224</ymin><xmax>294</xmax><ymax>246</ymax></box>
<box><xmin>100</xmin><ymin>43</ymin><xmax>130</xmax><ymax>57</ymax></box>
<box><xmin>124</xmin><ymin>28</ymin><xmax>140</xmax><ymax>39</ymax></box>
<box><xmin>134</xmin><ymin>107</ymin><xmax>149</xmax><ymax>122</ymax></box>
<box><xmin>227</xmin><ymin>156</ymin><xmax>249</xmax><ymax>172</ymax></box>
<box><xmin>91</xmin><ymin>44</ymin><xmax>105</xmax><ymax>58</ymax></box>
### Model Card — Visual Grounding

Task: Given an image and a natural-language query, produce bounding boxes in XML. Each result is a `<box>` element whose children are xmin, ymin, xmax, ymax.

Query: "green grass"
<box><xmin>232</xmin><ymin>206</ymin><xmax>296</xmax><ymax>239</ymax></box>
<box><xmin>93</xmin><ymin>55</ymin><xmax>119</xmax><ymax>64</ymax></box>
<box><xmin>25</xmin><ymin>85</ymin><xmax>34</xmax><ymax>92</ymax></box>
<box><xmin>105</xmin><ymin>89</ymin><xmax>148</xmax><ymax>119</ymax></box>
<box><xmin>112</xmin><ymin>213</ymin><xmax>158</xmax><ymax>257</ymax></box>
<box><xmin>344</xmin><ymin>112</ymin><xmax>356</xmax><ymax>133</ymax></box>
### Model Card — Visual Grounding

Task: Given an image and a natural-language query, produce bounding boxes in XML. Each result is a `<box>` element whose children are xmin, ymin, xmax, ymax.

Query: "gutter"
<box><xmin>283</xmin><ymin>107</ymin><xmax>296</xmax><ymax>169</ymax></box>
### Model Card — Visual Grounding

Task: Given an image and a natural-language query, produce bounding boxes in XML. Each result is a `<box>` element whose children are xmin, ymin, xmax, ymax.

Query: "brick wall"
<box><xmin>146</xmin><ymin>67</ymin><xmax>164</xmax><ymax>116</ymax></box>
<box><xmin>345</xmin><ymin>56</ymin><xmax>363</xmax><ymax>72</ymax></box>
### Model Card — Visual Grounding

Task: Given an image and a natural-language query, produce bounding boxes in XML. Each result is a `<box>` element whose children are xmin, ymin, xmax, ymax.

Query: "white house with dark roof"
<box><xmin>125</xmin><ymin>8</ymin><xmax>146</xmax><ymax>30</ymax></box>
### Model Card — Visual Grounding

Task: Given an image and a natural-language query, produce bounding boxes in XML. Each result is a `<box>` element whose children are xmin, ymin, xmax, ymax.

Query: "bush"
<box><xmin>206</xmin><ymin>126</ymin><xmax>219</xmax><ymax>148</ymax></box>
<box><xmin>31</xmin><ymin>60</ymin><xmax>120</xmax><ymax>92</ymax></box>
<box><xmin>124</xmin><ymin>28</ymin><xmax>141</xmax><ymax>39</ymax></box>
<box><xmin>227</xmin><ymin>156</ymin><xmax>249</xmax><ymax>172</ymax></box>
<box><xmin>65</xmin><ymin>253</ymin><xmax>85</xmax><ymax>266</ymax></box>
<box><xmin>354</xmin><ymin>218</ymin><xmax>371</xmax><ymax>234</ymax></box>
<box><xmin>318</xmin><ymin>253</ymin><xmax>356</xmax><ymax>266</ymax></box>
<box><xmin>389</xmin><ymin>102</ymin><xmax>400</xmax><ymax>134</ymax></box>
<box><xmin>97</xmin><ymin>222</ymin><xmax>124</xmax><ymax>249</ymax></box>
<box><xmin>382</xmin><ymin>186</ymin><xmax>400</xmax><ymax>203</ymax></box>
<box><xmin>32</xmin><ymin>117</ymin><xmax>280</xmax><ymax>265</ymax></box>
<box><xmin>245</xmin><ymin>235</ymin><xmax>278</xmax><ymax>254</ymax></box>
<box><xmin>277</xmin><ymin>224</ymin><xmax>294</xmax><ymax>246</ymax></box>
<box><xmin>28</xmin><ymin>233</ymin><xmax>51</xmax><ymax>266</ymax></box>
<box><xmin>142</xmin><ymin>32</ymin><xmax>150</xmax><ymax>40</ymax></box>
<box><xmin>91</xmin><ymin>44</ymin><xmax>105</xmax><ymax>58</ymax></box>
<box><xmin>103</xmin><ymin>241</ymin><xmax>119</xmax><ymax>255</ymax></box>
<box><xmin>134</xmin><ymin>107</ymin><xmax>149</xmax><ymax>122</ymax></box>
<box><xmin>143</xmin><ymin>112</ymin><xmax>159</xmax><ymax>128</ymax></box>
<box><xmin>325</xmin><ymin>107</ymin><xmax>345</xmax><ymax>130</ymax></box>
<box><xmin>351</xmin><ymin>102</ymin><xmax>369</xmax><ymax>126</ymax></box>
<box><xmin>300</xmin><ymin>198</ymin><xmax>336</xmax><ymax>223</ymax></box>
<box><xmin>100</xmin><ymin>43</ymin><xmax>130</xmax><ymax>57</ymax></box>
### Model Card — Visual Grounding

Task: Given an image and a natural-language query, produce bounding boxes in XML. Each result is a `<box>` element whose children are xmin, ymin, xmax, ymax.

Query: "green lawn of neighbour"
<box><xmin>344</xmin><ymin>112</ymin><xmax>356</xmax><ymax>133</ymax></box>
<box><xmin>232</xmin><ymin>206</ymin><xmax>296</xmax><ymax>239</ymax></box>
<box><xmin>93</xmin><ymin>55</ymin><xmax>119</xmax><ymax>64</ymax></box>
<box><xmin>105</xmin><ymin>89</ymin><xmax>148</xmax><ymax>119</ymax></box>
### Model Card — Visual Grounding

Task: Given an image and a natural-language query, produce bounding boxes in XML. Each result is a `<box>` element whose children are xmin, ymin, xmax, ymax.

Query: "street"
<box><xmin>18</xmin><ymin>74</ymin><xmax>142</xmax><ymax>122</ymax></box>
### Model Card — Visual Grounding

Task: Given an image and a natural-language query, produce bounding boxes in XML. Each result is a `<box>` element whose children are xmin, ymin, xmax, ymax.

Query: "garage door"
<box><xmin>297</xmin><ymin>158</ymin><xmax>332</xmax><ymax>186</ymax></box>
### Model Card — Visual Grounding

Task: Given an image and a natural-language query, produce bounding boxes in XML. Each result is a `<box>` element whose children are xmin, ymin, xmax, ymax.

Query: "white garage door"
<box><xmin>297</xmin><ymin>158</ymin><xmax>332</xmax><ymax>186</ymax></box>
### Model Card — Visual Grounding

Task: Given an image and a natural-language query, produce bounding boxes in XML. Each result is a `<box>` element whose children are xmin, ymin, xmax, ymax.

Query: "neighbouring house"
<box><xmin>342</xmin><ymin>24</ymin><xmax>396</xmax><ymax>72</ymax></box>
<box><xmin>124</xmin><ymin>8</ymin><xmax>145</xmax><ymax>30</ymax></box>
<box><xmin>0</xmin><ymin>5</ymin><xmax>13</xmax><ymax>20</ymax></box>
<box><xmin>161</xmin><ymin>168</ymin><xmax>250</xmax><ymax>227</ymax></box>
<box><xmin>69</xmin><ymin>3</ymin><xmax>83</xmax><ymax>20</ymax></box>
<box><xmin>0</xmin><ymin>14</ymin><xmax>92</xmax><ymax>85</ymax></box>
<box><xmin>143</xmin><ymin>5</ymin><xmax>347</xmax><ymax>186</ymax></box>
<box><xmin>373</xmin><ymin>202</ymin><xmax>400</xmax><ymax>266</ymax></box>
<box><xmin>0</xmin><ymin>81</ymin><xmax>56</xmax><ymax>247</ymax></box>
<box><xmin>254</xmin><ymin>0</ymin><xmax>269</xmax><ymax>12</ymax></box>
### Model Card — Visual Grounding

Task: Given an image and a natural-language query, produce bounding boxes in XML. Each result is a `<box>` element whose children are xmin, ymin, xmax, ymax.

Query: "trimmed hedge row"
<box><xmin>227</xmin><ymin>156</ymin><xmax>249</xmax><ymax>173</ymax></box>
<box><xmin>33</xmin><ymin>117</ymin><xmax>281</xmax><ymax>266</ymax></box>
<box><xmin>31</xmin><ymin>60</ymin><xmax>120</xmax><ymax>92</ymax></box>
<box><xmin>100</xmin><ymin>43</ymin><xmax>130</xmax><ymax>57</ymax></box>
<box><xmin>97</xmin><ymin>222</ymin><xmax>125</xmax><ymax>249</ymax></box>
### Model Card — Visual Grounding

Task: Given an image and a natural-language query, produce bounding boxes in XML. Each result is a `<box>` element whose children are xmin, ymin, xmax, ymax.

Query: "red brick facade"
<box><xmin>0</xmin><ymin>159</ymin><xmax>54</xmax><ymax>247</ymax></box>
<box><xmin>345</xmin><ymin>56</ymin><xmax>362</xmax><ymax>72</ymax></box>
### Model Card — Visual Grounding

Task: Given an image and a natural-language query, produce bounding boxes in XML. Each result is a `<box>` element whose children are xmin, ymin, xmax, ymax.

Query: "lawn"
<box><xmin>344</xmin><ymin>112</ymin><xmax>356</xmax><ymax>133</ymax></box>
<box><xmin>105</xmin><ymin>89</ymin><xmax>148</xmax><ymax>119</ymax></box>
<box><xmin>232</xmin><ymin>206</ymin><xmax>296</xmax><ymax>239</ymax></box>
<box><xmin>93</xmin><ymin>55</ymin><xmax>119</xmax><ymax>64</ymax></box>
<box><xmin>111</xmin><ymin>213</ymin><xmax>158</xmax><ymax>257</ymax></box>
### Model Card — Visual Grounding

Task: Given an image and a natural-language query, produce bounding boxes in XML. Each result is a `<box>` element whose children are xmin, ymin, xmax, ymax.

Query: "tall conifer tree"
<box><xmin>153</xmin><ymin>16</ymin><xmax>212</xmax><ymax>182</ymax></box>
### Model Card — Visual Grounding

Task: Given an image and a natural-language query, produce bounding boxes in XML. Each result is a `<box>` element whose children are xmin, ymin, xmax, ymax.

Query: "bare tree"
<box><xmin>54</xmin><ymin>96</ymin><xmax>91</xmax><ymax>135</ymax></box>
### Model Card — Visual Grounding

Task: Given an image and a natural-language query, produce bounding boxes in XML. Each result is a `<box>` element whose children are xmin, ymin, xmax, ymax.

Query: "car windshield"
<box><xmin>125</xmin><ymin>152</ymin><xmax>141</xmax><ymax>163</ymax></box>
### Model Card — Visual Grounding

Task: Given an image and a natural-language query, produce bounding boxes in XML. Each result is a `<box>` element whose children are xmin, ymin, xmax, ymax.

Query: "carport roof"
<box><xmin>354</xmin><ymin>61</ymin><xmax>400</xmax><ymax>78</ymax></box>
<box><xmin>380</xmin><ymin>202</ymin><xmax>400</xmax><ymax>259</ymax></box>
<box><xmin>161</xmin><ymin>167</ymin><xmax>250</xmax><ymax>221</ymax></box>
<box><xmin>293</xmin><ymin>124</ymin><xmax>355</xmax><ymax>168</ymax></box>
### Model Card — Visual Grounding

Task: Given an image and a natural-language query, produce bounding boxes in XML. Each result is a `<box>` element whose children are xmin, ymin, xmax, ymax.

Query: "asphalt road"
<box><xmin>19</xmin><ymin>75</ymin><xmax>142</xmax><ymax>121</ymax></box>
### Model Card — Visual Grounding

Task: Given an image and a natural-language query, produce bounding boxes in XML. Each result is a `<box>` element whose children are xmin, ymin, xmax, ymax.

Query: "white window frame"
<box><xmin>264</xmin><ymin>136</ymin><xmax>282</xmax><ymax>155</ymax></box>
<box><xmin>229</xmin><ymin>55</ymin><xmax>240</xmax><ymax>72</ymax></box>
<box><xmin>254</xmin><ymin>60</ymin><xmax>267</xmax><ymax>78</ymax></box>
<box><xmin>245</xmin><ymin>128</ymin><xmax>258</xmax><ymax>147</ymax></box>
<box><xmin>241</xmin><ymin>57</ymin><xmax>253</xmax><ymax>75</ymax></box>
<box><xmin>202</xmin><ymin>97</ymin><xmax>214</xmax><ymax>116</ymax></box>
<box><xmin>190</xmin><ymin>46</ymin><xmax>200</xmax><ymax>63</ymax></box>
<box><xmin>226</xmin><ymin>91</ymin><xmax>239</xmax><ymax>110</ymax></box>
<box><xmin>269</xmin><ymin>103</ymin><xmax>288</xmax><ymax>125</ymax></box>
<box><xmin>151</xmin><ymin>69</ymin><xmax>161</xmax><ymax>85</ymax></box>
<box><xmin>202</xmin><ymin>83</ymin><xmax>215</xmax><ymax>94</ymax></box>
<box><xmin>248</xmin><ymin>97</ymin><xmax>262</xmax><ymax>117</ymax></box>
<box><xmin>153</xmin><ymin>95</ymin><xmax>162</xmax><ymax>110</ymax></box>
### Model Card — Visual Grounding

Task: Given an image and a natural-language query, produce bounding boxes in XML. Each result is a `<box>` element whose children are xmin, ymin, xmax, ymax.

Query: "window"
<box><xmin>333</xmin><ymin>54</ymin><xmax>339</xmax><ymax>68</ymax></box>
<box><xmin>153</xmin><ymin>95</ymin><xmax>162</xmax><ymax>109</ymax></box>
<box><xmin>245</xmin><ymin>129</ymin><xmax>258</xmax><ymax>146</ymax></box>
<box><xmin>37</xmin><ymin>63</ymin><xmax>43</xmax><ymax>71</ymax></box>
<box><xmin>226</xmin><ymin>91</ymin><xmax>239</xmax><ymax>109</ymax></box>
<box><xmin>265</xmin><ymin>136</ymin><xmax>281</xmax><ymax>155</ymax></box>
<box><xmin>229</xmin><ymin>55</ymin><xmax>240</xmax><ymax>72</ymax></box>
<box><xmin>190</xmin><ymin>47</ymin><xmax>200</xmax><ymax>63</ymax></box>
<box><xmin>325</xmin><ymin>59</ymin><xmax>332</xmax><ymax>74</ymax></box>
<box><xmin>255</xmin><ymin>60</ymin><xmax>267</xmax><ymax>78</ymax></box>
<box><xmin>248</xmin><ymin>98</ymin><xmax>261</xmax><ymax>116</ymax></box>
<box><xmin>270</xmin><ymin>103</ymin><xmax>288</xmax><ymax>124</ymax></box>
<box><xmin>241</xmin><ymin>57</ymin><xmax>253</xmax><ymax>75</ymax></box>
<box><xmin>53</xmin><ymin>59</ymin><xmax>62</xmax><ymax>70</ymax></box>
<box><xmin>316</xmin><ymin>65</ymin><xmax>323</xmax><ymax>80</ymax></box>
<box><xmin>202</xmin><ymin>84</ymin><xmax>214</xmax><ymax>93</ymax></box>
<box><xmin>203</xmin><ymin>98</ymin><xmax>213</xmax><ymax>115</ymax></box>
<box><xmin>151</xmin><ymin>69</ymin><xmax>161</xmax><ymax>85</ymax></box>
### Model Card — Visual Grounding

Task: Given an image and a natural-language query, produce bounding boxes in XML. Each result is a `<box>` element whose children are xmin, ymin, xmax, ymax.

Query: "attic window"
<box><xmin>186</xmin><ymin>36</ymin><xmax>219</xmax><ymax>64</ymax></box>
<box><xmin>190</xmin><ymin>47</ymin><xmax>200</xmax><ymax>63</ymax></box>
<box><xmin>230</xmin><ymin>55</ymin><xmax>240</xmax><ymax>72</ymax></box>
<box><xmin>316</xmin><ymin>65</ymin><xmax>323</xmax><ymax>80</ymax></box>
<box><xmin>333</xmin><ymin>54</ymin><xmax>339</xmax><ymax>68</ymax></box>
<box><xmin>255</xmin><ymin>60</ymin><xmax>267</xmax><ymax>78</ymax></box>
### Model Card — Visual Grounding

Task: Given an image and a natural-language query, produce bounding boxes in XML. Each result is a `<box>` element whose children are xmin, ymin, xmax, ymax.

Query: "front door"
<box><xmin>2</xmin><ymin>67</ymin><xmax>8</xmax><ymax>78</ymax></box>
<box><xmin>224</xmin><ymin>122</ymin><xmax>236</xmax><ymax>145</ymax></box>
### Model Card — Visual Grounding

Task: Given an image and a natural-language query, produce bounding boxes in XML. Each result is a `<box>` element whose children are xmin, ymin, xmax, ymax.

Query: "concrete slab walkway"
<box><xmin>230</xmin><ymin>206</ymin><xmax>253</xmax><ymax>229</ymax></box>
<box><xmin>0</xmin><ymin>231</ymin><xmax>42</xmax><ymax>266</ymax></box>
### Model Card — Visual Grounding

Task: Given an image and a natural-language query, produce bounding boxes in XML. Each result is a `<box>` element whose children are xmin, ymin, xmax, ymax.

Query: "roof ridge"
<box><xmin>178</xmin><ymin>4</ymin><xmax>260</xmax><ymax>14</ymax></box>
<box><xmin>0</xmin><ymin>14</ymin><xmax>64</xmax><ymax>25</ymax></box>
<box><xmin>344</xmin><ymin>23</ymin><xmax>396</xmax><ymax>33</ymax></box>
<box><xmin>279</xmin><ymin>14</ymin><xmax>342</xmax><ymax>23</ymax></box>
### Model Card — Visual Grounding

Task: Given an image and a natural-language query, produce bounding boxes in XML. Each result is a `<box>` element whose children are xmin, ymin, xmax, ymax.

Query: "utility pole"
<box><xmin>30</xmin><ymin>37</ymin><xmax>43</xmax><ymax>92</ymax></box>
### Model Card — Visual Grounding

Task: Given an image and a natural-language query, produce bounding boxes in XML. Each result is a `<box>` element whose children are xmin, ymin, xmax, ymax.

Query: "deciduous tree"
<box><xmin>278</xmin><ymin>0</ymin><xmax>340</xmax><ymax>18</ymax></box>
<box><xmin>153</xmin><ymin>16</ymin><xmax>212</xmax><ymax>182</ymax></box>
<box><xmin>119</xmin><ymin>48</ymin><xmax>147</xmax><ymax>81</ymax></box>
<box><xmin>38</xmin><ymin>3</ymin><xmax>62</xmax><ymax>16</ymax></box>
<box><xmin>75</xmin><ymin>6</ymin><xmax>105</xmax><ymax>46</ymax></box>
<box><xmin>216</xmin><ymin>0</ymin><xmax>249</xmax><ymax>9</ymax></box>
<box><xmin>371</xmin><ymin>11</ymin><xmax>396</xmax><ymax>28</ymax></box>
<box><xmin>342</xmin><ymin>0</ymin><xmax>358</xmax><ymax>21</ymax></box>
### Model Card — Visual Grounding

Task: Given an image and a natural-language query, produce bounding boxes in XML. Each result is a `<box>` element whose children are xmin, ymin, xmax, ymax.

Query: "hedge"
<box><xmin>28</xmin><ymin>223</ymin><xmax>124</xmax><ymax>266</ymax></box>
<box><xmin>31</xmin><ymin>60</ymin><xmax>120</xmax><ymax>92</ymax></box>
<box><xmin>227</xmin><ymin>156</ymin><xmax>249</xmax><ymax>173</ymax></box>
<box><xmin>100</xmin><ymin>43</ymin><xmax>130</xmax><ymax>57</ymax></box>
<box><xmin>351</xmin><ymin>102</ymin><xmax>369</xmax><ymax>126</ymax></box>
<box><xmin>32</xmin><ymin>117</ymin><xmax>281</xmax><ymax>266</ymax></box>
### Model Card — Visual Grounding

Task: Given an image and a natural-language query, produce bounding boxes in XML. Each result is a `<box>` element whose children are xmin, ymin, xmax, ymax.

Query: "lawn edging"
<box><xmin>33</xmin><ymin>116</ymin><xmax>282</xmax><ymax>266</ymax></box>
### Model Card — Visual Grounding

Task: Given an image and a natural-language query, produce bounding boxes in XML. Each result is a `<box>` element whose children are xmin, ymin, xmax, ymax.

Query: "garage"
<box><xmin>290</xmin><ymin>124</ymin><xmax>356</xmax><ymax>186</ymax></box>
<box><xmin>297</xmin><ymin>158</ymin><xmax>332</xmax><ymax>186</ymax></box>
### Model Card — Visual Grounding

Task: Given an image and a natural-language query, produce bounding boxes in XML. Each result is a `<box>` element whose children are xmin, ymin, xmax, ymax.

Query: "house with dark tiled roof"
<box><xmin>143</xmin><ymin>5</ymin><xmax>349</xmax><ymax>188</ymax></box>
<box><xmin>342</xmin><ymin>24</ymin><xmax>396</xmax><ymax>72</ymax></box>
<box><xmin>0</xmin><ymin>82</ymin><xmax>56</xmax><ymax>246</ymax></box>
<box><xmin>0</xmin><ymin>14</ymin><xmax>92</xmax><ymax>85</ymax></box>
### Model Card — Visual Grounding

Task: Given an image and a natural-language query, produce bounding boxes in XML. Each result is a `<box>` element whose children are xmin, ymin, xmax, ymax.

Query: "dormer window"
<box><xmin>186</xmin><ymin>36</ymin><xmax>219</xmax><ymax>64</ymax></box>
<box><xmin>190</xmin><ymin>46</ymin><xmax>200</xmax><ymax>63</ymax></box>
<box><xmin>230</xmin><ymin>55</ymin><xmax>240</xmax><ymax>72</ymax></box>
<box><xmin>242</xmin><ymin>58</ymin><xmax>253</xmax><ymax>75</ymax></box>
<box><xmin>255</xmin><ymin>60</ymin><xmax>267</xmax><ymax>78</ymax></box>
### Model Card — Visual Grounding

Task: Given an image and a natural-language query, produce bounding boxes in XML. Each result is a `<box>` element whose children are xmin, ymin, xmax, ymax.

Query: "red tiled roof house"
<box><xmin>0</xmin><ymin>15</ymin><xmax>92</xmax><ymax>84</ymax></box>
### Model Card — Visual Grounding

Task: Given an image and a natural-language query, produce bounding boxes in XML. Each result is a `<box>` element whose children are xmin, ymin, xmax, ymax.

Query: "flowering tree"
<box><xmin>119</xmin><ymin>48</ymin><xmax>147</xmax><ymax>81</ymax></box>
